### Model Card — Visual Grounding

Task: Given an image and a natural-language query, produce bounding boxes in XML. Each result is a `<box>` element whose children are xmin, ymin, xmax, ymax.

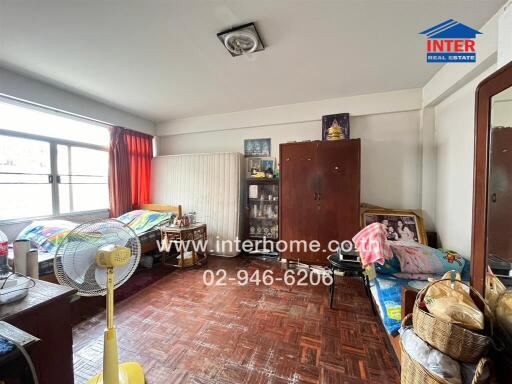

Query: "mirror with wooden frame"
<box><xmin>473</xmin><ymin>60</ymin><xmax>512</xmax><ymax>377</ymax></box>
<box><xmin>473</xmin><ymin>60</ymin><xmax>512</xmax><ymax>292</ymax></box>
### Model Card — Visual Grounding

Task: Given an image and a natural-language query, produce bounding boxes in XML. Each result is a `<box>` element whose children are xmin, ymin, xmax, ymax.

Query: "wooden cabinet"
<box><xmin>1</xmin><ymin>280</ymin><xmax>76</xmax><ymax>384</ymax></box>
<box><xmin>279</xmin><ymin>140</ymin><xmax>361</xmax><ymax>264</ymax></box>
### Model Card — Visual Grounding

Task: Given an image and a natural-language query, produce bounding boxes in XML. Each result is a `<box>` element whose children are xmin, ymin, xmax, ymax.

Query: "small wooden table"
<box><xmin>160</xmin><ymin>223</ymin><xmax>208</xmax><ymax>268</ymax></box>
<box><xmin>327</xmin><ymin>252</ymin><xmax>375</xmax><ymax>314</ymax></box>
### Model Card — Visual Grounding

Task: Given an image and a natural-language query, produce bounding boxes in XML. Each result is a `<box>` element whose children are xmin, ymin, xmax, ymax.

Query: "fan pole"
<box><xmin>103</xmin><ymin>267</ymin><xmax>120</xmax><ymax>384</ymax></box>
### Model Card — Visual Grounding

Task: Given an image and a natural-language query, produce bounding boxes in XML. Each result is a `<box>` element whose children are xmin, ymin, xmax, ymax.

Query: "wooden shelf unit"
<box><xmin>245</xmin><ymin>178</ymin><xmax>279</xmax><ymax>250</ymax></box>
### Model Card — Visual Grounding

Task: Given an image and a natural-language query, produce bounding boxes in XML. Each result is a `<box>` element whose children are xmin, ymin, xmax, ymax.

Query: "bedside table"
<box><xmin>160</xmin><ymin>223</ymin><xmax>208</xmax><ymax>268</ymax></box>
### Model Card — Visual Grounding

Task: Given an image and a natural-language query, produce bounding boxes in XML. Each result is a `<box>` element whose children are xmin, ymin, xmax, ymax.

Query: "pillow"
<box><xmin>17</xmin><ymin>220</ymin><xmax>77</xmax><ymax>253</ymax></box>
<box><xmin>390</xmin><ymin>241</ymin><xmax>465</xmax><ymax>275</ymax></box>
<box><xmin>116</xmin><ymin>210</ymin><xmax>146</xmax><ymax>224</ymax></box>
<box><xmin>375</xmin><ymin>255</ymin><xmax>401</xmax><ymax>275</ymax></box>
<box><xmin>127</xmin><ymin>211</ymin><xmax>174</xmax><ymax>234</ymax></box>
<box><xmin>392</xmin><ymin>272</ymin><xmax>439</xmax><ymax>281</ymax></box>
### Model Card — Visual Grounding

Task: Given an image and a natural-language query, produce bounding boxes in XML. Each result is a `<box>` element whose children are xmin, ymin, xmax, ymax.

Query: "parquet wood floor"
<box><xmin>72</xmin><ymin>256</ymin><xmax>400</xmax><ymax>384</ymax></box>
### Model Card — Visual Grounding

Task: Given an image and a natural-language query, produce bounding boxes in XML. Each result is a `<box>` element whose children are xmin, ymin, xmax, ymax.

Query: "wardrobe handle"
<box><xmin>317</xmin><ymin>193</ymin><xmax>322</xmax><ymax>200</ymax></box>
<box><xmin>313</xmin><ymin>192</ymin><xmax>318</xmax><ymax>200</ymax></box>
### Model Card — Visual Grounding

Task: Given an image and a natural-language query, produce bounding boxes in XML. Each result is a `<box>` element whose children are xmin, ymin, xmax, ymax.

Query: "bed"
<box><xmin>15</xmin><ymin>204</ymin><xmax>182</xmax><ymax>276</ymax></box>
<box><xmin>365</xmin><ymin>243</ymin><xmax>471</xmax><ymax>360</ymax></box>
<box><xmin>137</xmin><ymin>204</ymin><xmax>182</xmax><ymax>253</ymax></box>
<box><xmin>370</xmin><ymin>276</ymin><xmax>428</xmax><ymax>336</ymax></box>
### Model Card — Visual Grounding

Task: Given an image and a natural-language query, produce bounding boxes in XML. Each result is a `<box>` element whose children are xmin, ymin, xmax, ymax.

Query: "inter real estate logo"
<box><xmin>420</xmin><ymin>19</ymin><xmax>482</xmax><ymax>63</ymax></box>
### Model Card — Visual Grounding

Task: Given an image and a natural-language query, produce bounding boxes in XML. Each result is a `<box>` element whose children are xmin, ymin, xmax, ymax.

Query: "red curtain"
<box><xmin>108</xmin><ymin>126</ymin><xmax>132</xmax><ymax>217</ymax></box>
<box><xmin>125</xmin><ymin>129</ymin><xmax>153</xmax><ymax>209</ymax></box>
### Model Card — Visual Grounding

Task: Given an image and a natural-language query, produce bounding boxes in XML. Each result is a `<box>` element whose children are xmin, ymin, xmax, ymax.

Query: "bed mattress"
<box><xmin>34</xmin><ymin>228</ymin><xmax>161</xmax><ymax>277</ymax></box>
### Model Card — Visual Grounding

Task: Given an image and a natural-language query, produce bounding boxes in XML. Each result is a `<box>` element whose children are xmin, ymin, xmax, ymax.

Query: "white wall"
<box><xmin>419</xmin><ymin>107</ymin><xmax>436</xmax><ymax>230</ymax></box>
<box><xmin>0</xmin><ymin>66</ymin><xmax>155</xmax><ymax>134</ymax></box>
<box><xmin>353</xmin><ymin>111</ymin><xmax>421</xmax><ymax>209</ymax></box>
<box><xmin>157</xmin><ymin>88</ymin><xmax>422</xmax><ymax>136</ymax></box>
<box><xmin>158</xmin><ymin>109</ymin><xmax>421</xmax><ymax>210</ymax></box>
<box><xmin>498</xmin><ymin>1</ymin><xmax>512</xmax><ymax>68</ymax></box>
<box><xmin>158</xmin><ymin>120</ymin><xmax>318</xmax><ymax>159</ymax></box>
<box><xmin>433</xmin><ymin>67</ymin><xmax>496</xmax><ymax>257</ymax></box>
<box><xmin>420</xmin><ymin>3</ymin><xmax>508</xmax><ymax>256</ymax></box>
<box><xmin>153</xmin><ymin>3</ymin><xmax>509</xmax><ymax>259</ymax></box>
<box><xmin>422</xmin><ymin>8</ymin><xmax>503</xmax><ymax>107</ymax></box>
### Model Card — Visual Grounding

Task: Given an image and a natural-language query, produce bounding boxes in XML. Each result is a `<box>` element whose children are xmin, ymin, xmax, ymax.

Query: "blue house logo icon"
<box><xmin>420</xmin><ymin>19</ymin><xmax>482</xmax><ymax>63</ymax></box>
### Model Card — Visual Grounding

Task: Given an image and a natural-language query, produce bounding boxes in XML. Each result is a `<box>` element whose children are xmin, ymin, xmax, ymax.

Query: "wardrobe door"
<box><xmin>279</xmin><ymin>142</ymin><xmax>319</xmax><ymax>262</ymax></box>
<box><xmin>317</xmin><ymin>139</ymin><xmax>361</xmax><ymax>257</ymax></box>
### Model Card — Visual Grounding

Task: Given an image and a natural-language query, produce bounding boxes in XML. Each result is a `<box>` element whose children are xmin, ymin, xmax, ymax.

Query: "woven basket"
<box><xmin>401</xmin><ymin>314</ymin><xmax>491</xmax><ymax>384</ymax></box>
<box><xmin>412</xmin><ymin>278</ymin><xmax>493</xmax><ymax>364</ymax></box>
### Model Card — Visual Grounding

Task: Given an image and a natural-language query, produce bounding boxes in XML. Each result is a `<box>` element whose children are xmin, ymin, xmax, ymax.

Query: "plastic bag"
<box><xmin>485</xmin><ymin>271</ymin><xmax>506</xmax><ymax>314</ymax></box>
<box><xmin>496</xmin><ymin>290</ymin><xmax>512</xmax><ymax>346</ymax></box>
<box><xmin>460</xmin><ymin>361</ymin><xmax>491</xmax><ymax>384</ymax></box>
<box><xmin>424</xmin><ymin>271</ymin><xmax>484</xmax><ymax>331</ymax></box>
<box><xmin>401</xmin><ymin>326</ymin><xmax>462</xmax><ymax>384</ymax></box>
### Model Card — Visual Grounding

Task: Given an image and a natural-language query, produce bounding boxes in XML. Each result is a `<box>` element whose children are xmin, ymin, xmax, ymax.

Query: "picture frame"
<box><xmin>244</xmin><ymin>138</ymin><xmax>271</xmax><ymax>157</ymax></box>
<box><xmin>247</xmin><ymin>157</ymin><xmax>262</xmax><ymax>174</ymax></box>
<box><xmin>360</xmin><ymin>208</ymin><xmax>427</xmax><ymax>245</ymax></box>
<box><xmin>322</xmin><ymin>113</ymin><xmax>350</xmax><ymax>140</ymax></box>
<box><xmin>261</xmin><ymin>158</ymin><xmax>274</xmax><ymax>172</ymax></box>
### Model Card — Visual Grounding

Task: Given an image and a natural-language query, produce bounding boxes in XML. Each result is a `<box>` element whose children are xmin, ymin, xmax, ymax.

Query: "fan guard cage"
<box><xmin>217</xmin><ymin>22</ymin><xmax>264</xmax><ymax>57</ymax></box>
<box><xmin>54</xmin><ymin>219</ymin><xmax>141</xmax><ymax>296</ymax></box>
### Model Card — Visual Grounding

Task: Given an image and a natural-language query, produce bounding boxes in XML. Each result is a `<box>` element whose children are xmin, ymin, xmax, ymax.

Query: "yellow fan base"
<box><xmin>86</xmin><ymin>246</ymin><xmax>145</xmax><ymax>384</ymax></box>
<box><xmin>87</xmin><ymin>361</ymin><xmax>144</xmax><ymax>384</ymax></box>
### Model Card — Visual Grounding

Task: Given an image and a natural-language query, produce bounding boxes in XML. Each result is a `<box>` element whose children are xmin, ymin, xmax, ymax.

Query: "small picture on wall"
<box><xmin>322</xmin><ymin>113</ymin><xmax>350</xmax><ymax>141</ymax></box>
<box><xmin>244</xmin><ymin>138</ymin><xmax>271</xmax><ymax>157</ymax></box>
<box><xmin>361</xmin><ymin>209</ymin><xmax>427</xmax><ymax>244</ymax></box>
<box><xmin>247</xmin><ymin>157</ymin><xmax>262</xmax><ymax>173</ymax></box>
<box><xmin>261</xmin><ymin>158</ymin><xmax>274</xmax><ymax>172</ymax></box>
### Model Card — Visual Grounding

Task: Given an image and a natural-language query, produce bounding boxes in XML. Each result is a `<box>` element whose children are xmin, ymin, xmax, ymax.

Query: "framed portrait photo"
<box><xmin>361</xmin><ymin>209</ymin><xmax>427</xmax><ymax>245</ymax></box>
<box><xmin>247</xmin><ymin>157</ymin><xmax>262</xmax><ymax>174</ymax></box>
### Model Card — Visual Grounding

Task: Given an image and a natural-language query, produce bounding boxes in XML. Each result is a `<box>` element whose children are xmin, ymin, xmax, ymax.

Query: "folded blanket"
<box><xmin>17</xmin><ymin>210</ymin><xmax>174</xmax><ymax>254</ymax></box>
<box><xmin>127</xmin><ymin>211</ymin><xmax>173</xmax><ymax>234</ymax></box>
<box><xmin>353</xmin><ymin>223</ymin><xmax>392</xmax><ymax>267</ymax></box>
<box><xmin>17</xmin><ymin>220</ymin><xmax>76</xmax><ymax>253</ymax></box>
<box><xmin>117</xmin><ymin>210</ymin><xmax>146</xmax><ymax>224</ymax></box>
<box><xmin>390</xmin><ymin>241</ymin><xmax>466</xmax><ymax>275</ymax></box>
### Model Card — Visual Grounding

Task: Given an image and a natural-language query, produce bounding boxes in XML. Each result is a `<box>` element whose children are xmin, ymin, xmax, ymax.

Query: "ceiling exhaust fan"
<box><xmin>217</xmin><ymin>22</ymin><xmax>265</xmax><ymax>57</ymax></box>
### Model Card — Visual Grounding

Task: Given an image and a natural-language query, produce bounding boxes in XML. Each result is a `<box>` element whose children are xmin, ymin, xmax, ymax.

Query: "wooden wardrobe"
<box><xmin>279</xmin><ymin>139</ymin><xmax>361</xmax><ymax>264</ymax></box>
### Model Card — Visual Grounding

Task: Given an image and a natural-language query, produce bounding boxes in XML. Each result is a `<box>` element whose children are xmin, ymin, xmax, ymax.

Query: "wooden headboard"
<box><xmin>140</xmin><ymin>203</ymin><xmax>182</xmax><ymax>218</ymax></box>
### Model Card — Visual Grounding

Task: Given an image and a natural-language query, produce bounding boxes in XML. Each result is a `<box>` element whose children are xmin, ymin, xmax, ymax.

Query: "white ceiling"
<box><xmin>0</xmin><ymin>0</ymin><xmax>506</xmax><ymax>122</ymax></box>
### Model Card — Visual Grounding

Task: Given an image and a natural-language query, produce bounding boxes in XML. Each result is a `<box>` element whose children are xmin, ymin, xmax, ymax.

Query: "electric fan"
<box><xmin>54</xmin><ymin>219</ymin><xmax>144</xmax><ymax>384</ymax></box>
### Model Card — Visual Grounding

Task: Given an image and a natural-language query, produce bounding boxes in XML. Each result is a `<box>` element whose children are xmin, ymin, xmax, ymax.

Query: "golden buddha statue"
<box><xmin>327</xmin><ymin>119</ymin><xmax>343</xmax><ymax>140</ymax></box>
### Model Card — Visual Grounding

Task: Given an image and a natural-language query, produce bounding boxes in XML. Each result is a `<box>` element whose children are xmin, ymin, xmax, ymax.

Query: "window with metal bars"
<box><xmin>0</xmin><ymin>99</ymin><xmax>109</xmax><ymax>221</ymax></box>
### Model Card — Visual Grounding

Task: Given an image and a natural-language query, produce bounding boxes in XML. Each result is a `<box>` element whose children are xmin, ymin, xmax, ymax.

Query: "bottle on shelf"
<box><xmin>0</xmin><ymin>229</ymin><xmax>10</xmax><ymax>278</ymax></box>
